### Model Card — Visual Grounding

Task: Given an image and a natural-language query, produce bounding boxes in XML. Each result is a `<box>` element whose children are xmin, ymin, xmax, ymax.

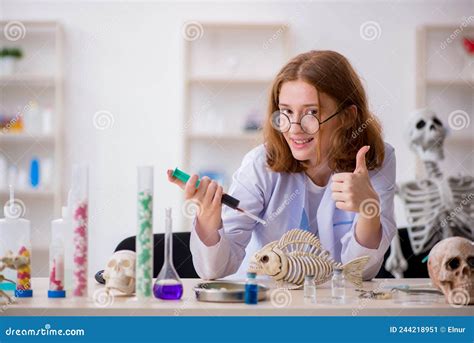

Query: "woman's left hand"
<box><xmin>330</xmin><ymin>145</ymin><xmax>380</xmax><ymax>218</ymax></box>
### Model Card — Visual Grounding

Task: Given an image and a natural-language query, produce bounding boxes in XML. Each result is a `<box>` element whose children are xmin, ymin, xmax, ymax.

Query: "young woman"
<box><xmin>168</xmin><ymin>50</ymin><xmax>396</xmax><ymax>280</ymax></box>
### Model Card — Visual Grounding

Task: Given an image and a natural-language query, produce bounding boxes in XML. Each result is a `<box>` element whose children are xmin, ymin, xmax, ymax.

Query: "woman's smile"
<box><xmin>289</xmin><ymin>136</ymin><xmax>314</xmax><ymax>150</ymax></box>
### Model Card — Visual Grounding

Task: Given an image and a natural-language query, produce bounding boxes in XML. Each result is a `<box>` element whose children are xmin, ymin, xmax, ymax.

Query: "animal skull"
<box><xmin>248</xmin><ymin>242</ymin><xmax>281</xmax><ymax>276</ymax></box>
<box><xmin>407</xmin><ymin>108</ymin><xmax>446</xmax><ymax>162</ymax></box>
<box><xmin>428</xmin><ymin>237</ymin><xmax>474</xmax><ymax>306</ymax></box>
<box><xmin>103</xmin><ymin>250</ymin><xmax>136</xmax><ymax>295</ymax></box>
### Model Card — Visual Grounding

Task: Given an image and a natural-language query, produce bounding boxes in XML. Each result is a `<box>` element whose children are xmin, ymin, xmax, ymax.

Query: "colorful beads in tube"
<box><xmin>16</xmin><ymin>246</ymin><xmax>32</xmax><ymax>295</ymax></box>
<box><xmin>73</xmin><ymin>200</ymin><xmax>88</xmax><ymax>296</ymax></box>
<box><xmin>49</xmin><ymin>252</ymin><xmax>65</xmax><ymax>291</ymax></box>
<box><xmin>136</xmin><ymin>166</ymin><xmax>154</xmax><ymax>299</ymax></box>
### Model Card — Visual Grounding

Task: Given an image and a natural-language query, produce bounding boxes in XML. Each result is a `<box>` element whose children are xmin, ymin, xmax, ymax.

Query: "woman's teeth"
<box><xmin>292</xmin><ymin>138</ymin><xmax>313</xmax><ymax>144</ymax></box>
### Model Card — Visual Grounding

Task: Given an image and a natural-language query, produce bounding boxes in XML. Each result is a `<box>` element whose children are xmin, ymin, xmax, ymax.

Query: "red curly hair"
<box><xmin>263</xmin><ymin>50</ymin><xmax>385</xmax><ymax>173</ymax></box>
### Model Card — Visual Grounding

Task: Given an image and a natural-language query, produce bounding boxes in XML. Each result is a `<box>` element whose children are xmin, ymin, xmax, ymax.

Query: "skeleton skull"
<box><xmin>248</xmin><ymin>242</ymin><xmax>282</xmax><ymax>276</ymax></box>
<box><xmin>103</xmin><ymin>250</ymin><xmax>136</xmax><ymax>295</ymax></box>
<box><xmin>407</xmin><ymin>108</ymin><xmax>446</xmax><ymax>162</ymax></box>
<box><xmin>428</xmin><ymin>237</ymin><xmax>474</xmax><ymax>306</ymax></box>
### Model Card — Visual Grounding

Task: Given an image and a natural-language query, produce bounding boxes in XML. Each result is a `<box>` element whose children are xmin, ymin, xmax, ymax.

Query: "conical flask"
<box><xmin>153</xmin><ymin>208</ymin><xmax>183</xmax><ymax>300</ymax></box>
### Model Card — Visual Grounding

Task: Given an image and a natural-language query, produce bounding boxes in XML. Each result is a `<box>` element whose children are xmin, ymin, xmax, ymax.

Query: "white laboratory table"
<box><xmin>1</xmin><ymin>277</ymin><xmax>472</xmax><ymax>316</ymax></box>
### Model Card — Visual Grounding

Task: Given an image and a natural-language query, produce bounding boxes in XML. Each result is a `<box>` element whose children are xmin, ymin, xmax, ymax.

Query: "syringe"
<box><xmin>171</xmin><ymin>168</ymin><xmax>267</xmax><ymax>226</ymax></box>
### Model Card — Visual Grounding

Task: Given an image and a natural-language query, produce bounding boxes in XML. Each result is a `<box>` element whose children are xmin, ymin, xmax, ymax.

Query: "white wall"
<box><xmin>1</xmin><ymin>0</ymin><xmax>471</xmax><ymax>277</ymax></box>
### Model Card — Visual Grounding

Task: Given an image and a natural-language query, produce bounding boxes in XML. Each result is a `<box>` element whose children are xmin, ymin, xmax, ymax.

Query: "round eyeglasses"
<box><xmin>271</xmin><ymin>108</ymin><xmax>345</xmax><ymax>135</ymax></box>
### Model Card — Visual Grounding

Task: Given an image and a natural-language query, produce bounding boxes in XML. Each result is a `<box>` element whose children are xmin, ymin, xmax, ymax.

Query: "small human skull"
<box><xmin>103</xmin><ymin>250</ymin><xmax>136</xmax><ymax>295</ymax></box>
<box><xmin>428</xmin><ymin>237</ymin><xmax>474</xmax><ymax>306</ymax></box>
<box><xmin>407</xmin><ymin>108</ymin><xmax>446</xmax><ymax>162</ymax></box>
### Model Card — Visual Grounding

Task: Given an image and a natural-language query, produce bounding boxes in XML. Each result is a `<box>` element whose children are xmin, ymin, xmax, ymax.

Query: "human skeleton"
<box><xmin>385</xmin><ymin>109</ymin><xmax>474</xmax><ymax>278</ymax></box>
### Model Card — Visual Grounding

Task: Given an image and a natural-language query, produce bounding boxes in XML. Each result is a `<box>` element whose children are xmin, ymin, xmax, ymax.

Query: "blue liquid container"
<box><xmin>244</xmin><ymin>272</ymin><xmax>258</xmax><ymax>304</ymax></box>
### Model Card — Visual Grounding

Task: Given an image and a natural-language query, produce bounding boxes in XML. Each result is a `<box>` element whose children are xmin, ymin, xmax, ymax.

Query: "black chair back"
<box><xmin>376</xmin><ymin>228</ymin><xmax>429</xmax><ymax>278</ymax></box>
<box><xmin>114</xmin><ymin>232</ymin><xmax>199</xmax><ymax>279</ymax></box>
<box><xmin>99</xmin><ymin>228</ymin><xmax>429</xmax><ymax>282</ymax></box>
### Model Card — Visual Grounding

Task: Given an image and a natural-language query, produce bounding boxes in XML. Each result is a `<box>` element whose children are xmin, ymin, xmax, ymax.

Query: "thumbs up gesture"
<box><xmin>331</xmin><ymin>145</ymin><xmax>380</xmax><ymax>217</ymax></box>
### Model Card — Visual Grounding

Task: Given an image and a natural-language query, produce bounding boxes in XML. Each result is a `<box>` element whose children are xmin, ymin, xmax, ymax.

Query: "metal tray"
<box><xmin>194</xmin><ymin>281</ymin><xmax>269</xmax><ymax>303</ymax></box>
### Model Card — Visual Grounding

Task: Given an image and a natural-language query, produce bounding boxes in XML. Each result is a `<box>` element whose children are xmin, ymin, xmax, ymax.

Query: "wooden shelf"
<box><xmin>0</xmin><ymin>20</ymin><xmax>62</xmax><ymax>282</ymax></box>
<box><xmin>0</xmin><ymin>20</ymin><xmax>59</xmax><ymax>33</ymax></box>
<box><xmin>181</xmin><ymin>22</ymin><xmax>289</xmax><ymax>229</ymax></box>
<box><xmin>188</xmin><ymin>76</ymin><xmax>273</xmax><ymax>84</ymax></box>
<box><xmin>0</xmin><ymin>74</ymin><xmax>56</xmax><ymax>86</ymax></box>
<box><xmin>445</xmin><ymin>134</ymin><xmax>474</xmax><ymax>143</ymax></box>
<box><xmin>422</xmin><ymin>24</ymin><xmax>474</xmax><ymax>32</ymax></box>
<box><xmin>426</xmin><ymin>78</ymin><xmax>474</xmax><ymax>88</ymax></box>
<box><xmin>416</xmin><ymin>24</ymin><xmax>474</xmax><ymax>179</ymax></box>
<box><xmin>0</xmin><ymin>189</ymin><xmax>54</xmax><ymax>197</ymax></box>
<box><xmin>0</xmin><ymin>134</ymin><xmax>55</xmax><ymax>144</ymax></box>
<box><xmin>198</xmin><ymin>22</ymin><xmax>289</xmax><ymax>29</ymax></box>
<box><xmin>188</xmin><ymin>132</ymin><xmax>263</xmax><ymax>141</ymax></box>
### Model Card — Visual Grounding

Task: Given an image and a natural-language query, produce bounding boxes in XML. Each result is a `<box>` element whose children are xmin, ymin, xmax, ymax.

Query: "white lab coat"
<box><xmin>190</xmin><ymin>142</ymin><xmax>397</xmax><ymax>280</ymax></box>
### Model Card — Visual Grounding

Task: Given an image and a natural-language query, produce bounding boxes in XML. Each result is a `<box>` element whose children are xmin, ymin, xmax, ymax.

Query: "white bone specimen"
<box><xmin>248</xmin><ymin>229</ymin><xmax>369</xmax><ymax>289</ymax></box>
<box><xmin>103</xmin><ymin>250</ymin><xmax>136</xmax><ymax>295</ymax></box>
<box><xmin>385</xmin><ymin>109</ymin><xmax>474</xmax><ymax>278</ymax></box>
<box><xmin>428</xmin><ymin>237</ymin><xmax>474</xmax><ymax>306</ymax></box>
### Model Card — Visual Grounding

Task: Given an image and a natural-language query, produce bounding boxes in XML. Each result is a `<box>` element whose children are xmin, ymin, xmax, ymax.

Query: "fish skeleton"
<box><xmin>248</xmin><ymin>228</ymin><xmax>370</xmax><ymax>289</ymax></box>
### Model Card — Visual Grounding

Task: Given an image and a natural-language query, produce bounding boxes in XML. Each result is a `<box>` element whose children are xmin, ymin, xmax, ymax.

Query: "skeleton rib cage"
<box><xmin>283</xmin><ymin>253</ymin><xmax>337</xmax><ymax>285</ymax></box>
<box><xmin>397</xmin><ymin>175</ymin><xmax>474</xmax><ymax>255</ymax></box>
<box><xmin>385</xmin><ymin>108</ymin><xmax>474</xmax><ymax>278</ymax></box>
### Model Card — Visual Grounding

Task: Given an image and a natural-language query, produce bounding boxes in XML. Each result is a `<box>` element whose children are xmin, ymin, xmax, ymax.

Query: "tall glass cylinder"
<box><xmin>69</xmin><ymin>165</ymin><xmax>89</xmax><ymax>297</ymax></box>
<box><xmin>136</xmin><ymin>166</ymin><xmax>154</xmax><ymax>299</ymax></box>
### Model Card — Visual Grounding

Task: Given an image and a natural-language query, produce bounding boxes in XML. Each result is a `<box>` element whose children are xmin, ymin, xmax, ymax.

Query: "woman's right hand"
<box><xmin>167</xmin><ymin>170</ymin><xmax>223</xmax><ymax>246</ymax></box>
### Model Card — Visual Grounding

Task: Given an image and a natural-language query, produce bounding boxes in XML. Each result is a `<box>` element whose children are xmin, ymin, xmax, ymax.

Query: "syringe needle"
<box><xmin>236</xmin><ymin>208</ymin><xmax>267</xmax><ymax>226</ymax></box>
